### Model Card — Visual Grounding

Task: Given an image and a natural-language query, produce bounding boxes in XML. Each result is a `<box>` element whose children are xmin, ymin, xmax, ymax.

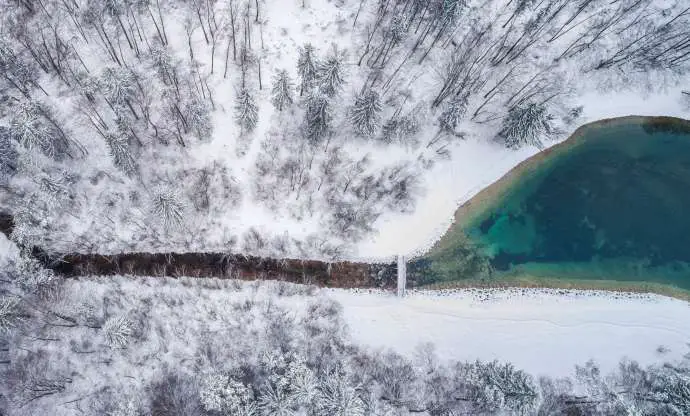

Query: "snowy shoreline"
<box><xmin>328</xmin><ymin>286</ymin><xmax>690</xmax><ymax>377</ymax></box>
<box><xmin>357</xmin><ymin>96</ymin><xmax>690</xmax><ymax>262</ymax></box>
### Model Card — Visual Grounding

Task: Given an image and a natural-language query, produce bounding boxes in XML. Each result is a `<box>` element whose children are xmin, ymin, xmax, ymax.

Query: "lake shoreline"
<box><xmin>423</xmin><ymin>115</ymin><xmax>690</xmax><ymax>301</ymax></box>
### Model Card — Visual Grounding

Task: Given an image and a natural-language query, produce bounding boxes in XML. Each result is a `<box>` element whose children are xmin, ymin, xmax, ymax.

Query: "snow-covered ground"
<box><xmin>330</xmin><ymin>288</ymin><xmax>690</xmax><ymax>377</ymax></box>
<box><xmin>3</xmin><ymin>0</ymin><xmax>689</xmax><ymax>262</ymax></box>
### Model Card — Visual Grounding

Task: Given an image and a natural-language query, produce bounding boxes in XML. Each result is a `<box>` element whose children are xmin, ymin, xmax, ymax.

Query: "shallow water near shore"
<box><xmin>421</xmin><ymin>117</ymin><xmax>690</xmax><ymax>293</ymax></box>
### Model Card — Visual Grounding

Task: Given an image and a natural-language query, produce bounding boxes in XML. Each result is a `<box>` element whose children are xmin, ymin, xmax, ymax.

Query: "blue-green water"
<box><xmin>420</xmin><ymin>118</ymin><xmax>690</xmax><ymax>291</ymax></box>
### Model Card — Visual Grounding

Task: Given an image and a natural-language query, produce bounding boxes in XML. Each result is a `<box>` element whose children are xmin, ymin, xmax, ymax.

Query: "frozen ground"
<box><xmin>330</xmin><ymin>288</ymin><xmax>690</xmax><ymax>377</ymax></box>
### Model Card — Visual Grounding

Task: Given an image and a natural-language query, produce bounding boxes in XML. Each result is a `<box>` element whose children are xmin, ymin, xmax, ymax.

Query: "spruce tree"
<box><xmin>235</xmin><ymin>87</ymin><xmax>258</xmax><ymax>133</ymax></box>
<box><xmin>304</xmin><ymin>92</ymin><xmax>331</xmax><ymax>144</ymax></box>
<box><xmin>317</xmin><ymin>48</ymin><xmax>345</xmax><ymax>98</ymax></box>
<box><xmin>349</xmin><ymin>89</ymin><xmax>382</xmax><ymax>137</ymax></box>
<box><xmin>10</xmin><ymin>102</ymin><xmax>65</xmax><ymax>158</ymax></box>
<box><xmin>104</xmin><ymin>132</ymin><xmax>136</xmax><ymax>176</ymax></box>
<box><xmin>271</xmin><ymin>70</ymin><xmax>294</xmax><ymax>111</ymax></box>
<box><xmin>0</xmin><ymin>127</ymin><xmax>18</xmax><ymax>184</ymax></box>
<box><xmin>297</xmin><ymin>44</ymin><xmax>318</xmax><ymax>97</ymax></box>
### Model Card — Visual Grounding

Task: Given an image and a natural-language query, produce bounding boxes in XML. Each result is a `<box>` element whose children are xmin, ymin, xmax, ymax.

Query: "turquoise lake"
<box><xmin>420</xmin><ymin>118</ymin><xmax>690</xmax><ymax>291</ymax></box>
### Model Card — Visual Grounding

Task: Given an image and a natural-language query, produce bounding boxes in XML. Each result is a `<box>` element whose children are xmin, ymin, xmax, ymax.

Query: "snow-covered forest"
<box><xmin>1</xmin><ymin>239</ymin><xmax>689</xmax><ymax>415</ymax></box>
<box><xmin>0</xmin><ymin>0</ymin><xmax>688</xmax><ymax>260</ymax></box>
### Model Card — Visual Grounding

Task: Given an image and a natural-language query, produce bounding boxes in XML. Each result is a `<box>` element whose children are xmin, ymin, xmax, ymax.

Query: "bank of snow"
<box><xmin>328</xmin><ymin>288</ymin><xmax>690</xmax><ymax>377</ymax></box>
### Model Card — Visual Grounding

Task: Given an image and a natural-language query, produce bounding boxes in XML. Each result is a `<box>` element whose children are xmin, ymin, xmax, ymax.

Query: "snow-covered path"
<box><xmin>329</xmin><ymin>289</ymin><xmax>690</xmax><ymax>377</ymax></box>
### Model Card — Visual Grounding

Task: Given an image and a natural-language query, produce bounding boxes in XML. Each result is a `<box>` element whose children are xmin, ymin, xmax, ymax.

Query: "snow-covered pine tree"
<box><xmin>304</xmin><ymin>91</ymin><xmax>331</xmax><ymax>144</ymax></box>
<box><xmin>497</xmin><ymin>102</ymin><xmax>553</xmax><ymax>149</ymax></box>
<box><xmin>14</xmin><ymin>251</ymin><xmax>60</xmax><ymax>298</ymax></box>
<box><xmin>258</xmin><ymin>381</ymin><xmax>296</xmax><ymax>416</ymax></box>
<box><xmin>349</xmin><ymin>89</ymin><xmax>382</xmax><ymax>137</ymax></box>
<box><xmin>297</xmin><ymin>44</ymin><xmax>318</xmax><ymax>96</ymax></box>
<box><xmin>104</xmin><ymin>132</ymin><xmax>136</xmax><ymax>176</ymax></box>
<box><xmin>10</xmin><ymin>101</ymin><xmax>67</xmax><ymax>159</ymax></box>
<box><xmin>285</xmin><ymin>358</ymin><xmax>318</xmax><ymax>407</ymax></box>
<box><xmin>389</xmin><ymin>14</ymin><xmax>407</xmax><ymax>45</ymax></box>
<box><xmin>315</xmin><ymin>368</ymin><xmax>365</xmax><ymax>416</ymax></box>
<box><xmin>0</xmin><ymin>40</ymin><xmax>39</xmax><ymax>98</ymax></box>
<box><xmin>150</xmin><ymin>187</ymin><xmax>185</xmax><ymax>230</ymax></box>
<box><xmin>235</xmin><ymin>87</ymin><xmax>259</xmax><ymax>133</ymax></box>
<box><xmin>271</xmin><ymin>70</ymin><xmax>294</xmax><ymax>111</ymax></box>
<box><xmin>317</xmin><ymin>47</ymin><xmax>345</xmax><ymax>98</ymax></box>
<box><xmin>442</xmin><ymin>0</ymin><xmax>466</xmax><ymax>22</ymax></box>
<box><xmin>0</xmin><ymin>127</ymin><xmax>18</xmax><ymax>185</ymax></box>
<box><xmin>0</xmin><ymin>297</ymin><xmax>23</xmax><ymax>334</ymax></box>
<box><xmin>184</xmin><ymin>94</ymin><xmax>213</xmax><ymax>140</ymax></box>
<box><xmin>102</xmin><ymin>315</ymin><xmax>134</xmax><ymax>348</ymax></box>
<box><xmin>199</xmin><ymin>373</ymin><xmax>256</xmax><ymax>415</ymax></box>
<box><xmin>438</xmin><ymin>94</ymin><xmax>467</xmax><ymax>135</ymax></box>
<box><xmin>100</xmin><ymin>67</ymin><xmax>137</xmax><ymax>107</ymax></box>
<box><xmin>149</xmin><ymin>43</ymin><xmax>177</xmax><ymax>86</ymax></box>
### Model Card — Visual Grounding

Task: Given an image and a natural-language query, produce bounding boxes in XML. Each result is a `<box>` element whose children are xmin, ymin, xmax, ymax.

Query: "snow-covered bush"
<box><xmin>438</xmin><ymin>94</ymin><xmax>467</xmax><ymax>135</ymax></box>
<box><xmin>150</xmin><ymin>187</ymin><xmax>185</xmax><ymax>230</ymax></box>
<box><xmin>497</xmin><ymin>102</ymin><xmax>554</xmax><ymax>149</ymax></box>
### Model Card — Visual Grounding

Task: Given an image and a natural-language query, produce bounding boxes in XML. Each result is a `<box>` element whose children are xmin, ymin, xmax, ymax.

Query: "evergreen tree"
<box><xmin>315</xmin><ymin>368</ymin><xmax>365</xmax><ymax>416</ymax></box>
<box><xmin>102</xmin><ymin>315</ymin><xmax>134</xmax><ymax>348</ymax></box>
<box><xmin>349</xmin><ymin>89</ymin><xmax>382</xmax><ymax>137</ymax></box>
<box><xmin>10</xmin><ymin>101</ymin><xmax>68</xmax><ymax>159</ymax></box>
<box><xmin>100</xmin><ymin>67</ymin><xmax>137</xmax><ymax>107</ymax></box>
<box><xmin>235</xmin><ymin>87</ymin><xmax>259</xmax><ymax>133</ymax></box>
<box><xmin>184</xmin><ymin>95</ymin><xmax>213</xmax><ymax>140</ymax></box>
<box><xmin>304</xmin><ymin>92</ymin><xmax>331</xmax><ymax>144</ymax></box>
<box><xmin>438</xmin><ymin>94</ymin><xmax>467</xmax><ymax>135</ymax></box>
<box><xmin>0</xmin><ymin>297</ymin><xmax>23</xmax><ymax>334</ymax></box>
<box><xmin>271</xmin><ymin>70</ymin><xmax>295</xmax><ymax>111</ymax></box>
<box><xmin>199</xmin><ymin>374</ymin><xmax>255</xmax><ymax>415</ymax></box>
<box><xmin>441</xmin><ymin>0</ymin><xmax>468</xmax><ymax>22</ymax></box>
<box><xmin>104</xmin><ymin>132</ymin><xmax>136</xmax><ymax>176</ymax></box>
<box><xmin>317</xmin><ymin>48</ymin><xmax>345</xmax><ymax>98</ymax></box>
<box><xmin>497</xmin><ymin>102</ymin><xmax>553</xmax><ymax>149</ymax></box>
<box><xmin>0</xmin><ymin>127</ymin><xmax>18</xmax><ymax>185</ymax></box>
<box><xmin>297</xmin><ymin>44</ymin><xmax>318</xmax><ymax>97</ymax></box>
<box><xmin>0</xmin><ymin>40</ymin><xmax>39</xmax><ymax>98</ymax></box>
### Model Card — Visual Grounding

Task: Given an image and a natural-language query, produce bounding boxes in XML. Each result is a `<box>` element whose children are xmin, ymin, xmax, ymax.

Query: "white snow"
<box><xmin>328</xmin><ymin>288</ymin><xmax>690</xmax><ymax>377</ymax></box>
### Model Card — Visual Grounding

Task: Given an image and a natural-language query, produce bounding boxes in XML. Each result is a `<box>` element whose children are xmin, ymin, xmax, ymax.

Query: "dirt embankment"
<box><xmin>0</xmin><ymin>213</ymin><xmax>399</xmax><ymax>289</ymax></box>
